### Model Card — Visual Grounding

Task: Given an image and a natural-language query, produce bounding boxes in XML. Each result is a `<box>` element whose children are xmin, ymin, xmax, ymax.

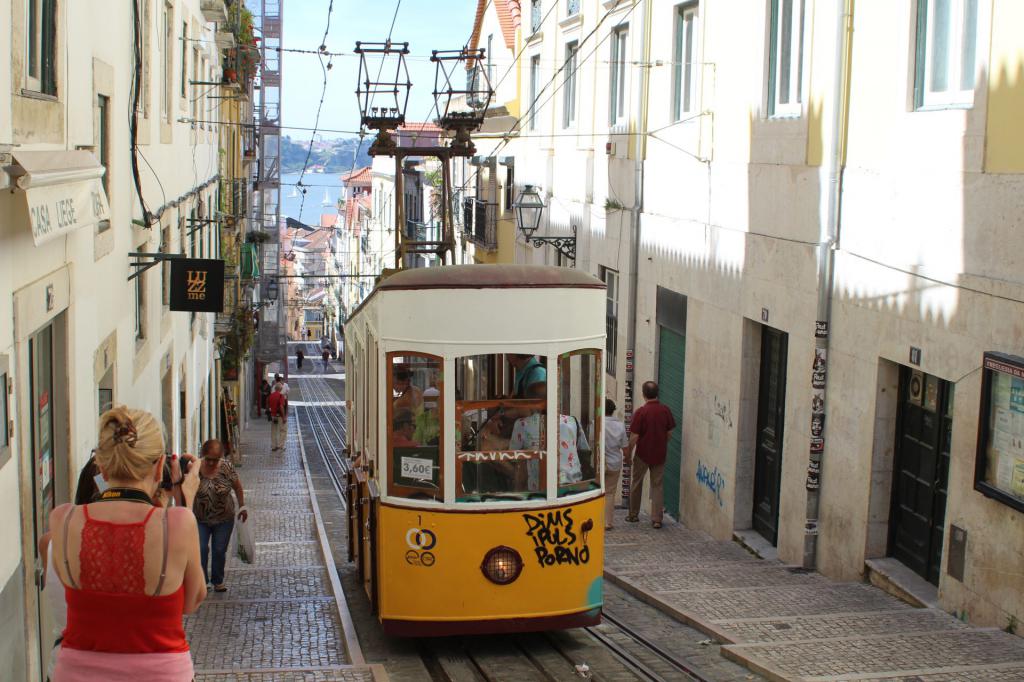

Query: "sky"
<box><xmin>280</xmin><ymin>0</ymin><xmax>478</xmax><ymax>138</ymax></box>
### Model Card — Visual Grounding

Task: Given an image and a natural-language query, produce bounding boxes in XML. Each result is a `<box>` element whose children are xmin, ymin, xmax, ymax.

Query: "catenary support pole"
<box><xmin>804</xmin><ymin>0</ymin><xmax>853</xmax><ymax>569</ymax></box>
<box><xmin>623</xmin><ymin>0</ymin><xmax>652</xmax><ymax>506</ymax></box>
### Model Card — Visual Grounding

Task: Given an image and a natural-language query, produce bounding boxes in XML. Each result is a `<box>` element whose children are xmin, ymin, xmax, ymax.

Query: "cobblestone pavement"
<box><xmin>605</xmin><ymin>510</ymin><xmax>1024</xmax><ymax>681</ymax></box>
<box><xmin>184</xmin><ymin>413</ymin><xmax>384</xmax><ymax>681</ymax></box>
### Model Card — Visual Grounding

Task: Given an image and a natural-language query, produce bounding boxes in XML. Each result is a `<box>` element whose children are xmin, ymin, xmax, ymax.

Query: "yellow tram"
<box><xmin>344</xmin><ymin>264</ymin><xmax>607</xmax><ymax>636</ymax></box>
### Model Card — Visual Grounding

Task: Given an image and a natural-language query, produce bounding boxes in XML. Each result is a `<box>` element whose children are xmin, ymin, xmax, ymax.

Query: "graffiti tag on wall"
<box><xmin>522</xmin><ymin>509</ymin><xmax>592</xmax><ymax>567</ymax></box>
<box><xmin>696</xmin><ymin>460</ymin><xmax>726</xmax><ymax>507</ymax></box>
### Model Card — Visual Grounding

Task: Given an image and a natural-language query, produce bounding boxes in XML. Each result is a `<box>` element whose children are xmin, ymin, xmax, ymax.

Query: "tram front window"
<box><xmin>558</xmin><ymin>350</ymin><xmax>602</xmax><ymax>496</ymax></box>
<box><xmin>455</xmin><ymin>354</ymin><xmax>548</xmax><ymax>502</ymax></box>
<box><xmin>388</xmin><ymin>353</ymin><xmax>443</xmax><ymax>501</ymax></box>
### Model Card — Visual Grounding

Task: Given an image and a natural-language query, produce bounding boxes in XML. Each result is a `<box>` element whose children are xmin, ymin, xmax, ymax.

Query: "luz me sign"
<box><xmin>169</xmin><ymin>259</ymin><xmax>225</xmax><ymax>313</ymax></box>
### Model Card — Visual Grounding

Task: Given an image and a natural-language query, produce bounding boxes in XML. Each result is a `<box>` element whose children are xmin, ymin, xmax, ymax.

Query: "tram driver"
<box><xmin>393</xmin><ymin>365</ymin><xmax>423</xmax><ymax>413</ymax></box>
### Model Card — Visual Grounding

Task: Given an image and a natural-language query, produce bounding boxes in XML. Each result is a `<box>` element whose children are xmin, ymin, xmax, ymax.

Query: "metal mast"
<box><xmin>253</xmin><ymin>0</ymin><xmax>285</xmax><ymax>362</ymax></box>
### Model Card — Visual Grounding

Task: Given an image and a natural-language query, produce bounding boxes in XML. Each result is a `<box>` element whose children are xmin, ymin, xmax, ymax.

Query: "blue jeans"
<box><xmin>197</xmin><ymin>518</ymin><xmax>235</xmax><ymax>585</ymax></box>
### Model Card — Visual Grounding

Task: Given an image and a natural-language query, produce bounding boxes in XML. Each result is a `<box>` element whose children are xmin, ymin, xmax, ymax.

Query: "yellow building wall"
<box><xmin>985</xmin><ymin>0</ymin><xmax>1024</xmax><ymax>173</ymax></box>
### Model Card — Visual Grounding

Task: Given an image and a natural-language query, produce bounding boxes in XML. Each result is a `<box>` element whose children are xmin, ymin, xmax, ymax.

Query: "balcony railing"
<box><xmin>462</xmin><ymin>198</ymin><xmax>497</xmax><ymax>251</ymax></box>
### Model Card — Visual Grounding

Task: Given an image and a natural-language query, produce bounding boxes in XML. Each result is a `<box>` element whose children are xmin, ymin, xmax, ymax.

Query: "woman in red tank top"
<box><xmin>50</xmin><ymin>407</ymin><xmax>207</xmax><ymax>682</ymax></box>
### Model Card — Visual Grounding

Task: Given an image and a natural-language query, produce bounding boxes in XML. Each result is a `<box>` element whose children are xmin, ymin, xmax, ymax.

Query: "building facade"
<box><xmin>0</xmin><ymin>1</ymin><xmax>257</xmax><ymax>678</ymax></box>
<box><xmin>493</xmin><ymin>0</ymin><xmax>1024</xmax><ymax>632</ymax></box>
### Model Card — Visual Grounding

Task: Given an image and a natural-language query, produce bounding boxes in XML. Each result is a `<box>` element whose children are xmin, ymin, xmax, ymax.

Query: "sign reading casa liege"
<box><xmin>169</xmin><ymin>259</ymin><xmax>225</xmax><ymax>313</ymax></box>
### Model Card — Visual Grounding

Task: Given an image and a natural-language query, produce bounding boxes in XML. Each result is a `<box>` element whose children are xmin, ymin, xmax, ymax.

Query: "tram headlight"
<box><xmin>481</xmin><ymin>546</ymin><xmax>523</xmax><ymax>585</ymax></box>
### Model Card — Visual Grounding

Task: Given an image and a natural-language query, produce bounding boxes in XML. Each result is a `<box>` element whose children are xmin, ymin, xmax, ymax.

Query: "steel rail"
<box><xmin>584</xmin><ymin>610</ymin><xmax>712</xmax><ymax>682</ymax></box>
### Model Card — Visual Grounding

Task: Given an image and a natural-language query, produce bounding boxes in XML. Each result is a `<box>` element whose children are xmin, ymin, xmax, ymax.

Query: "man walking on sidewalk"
<box><xmin>604</xmin><ymin>398</ymin><xmax>628</xmax><ymax>530</ymax></box>
<box><xmin>268</xmin><ymin>383</ymin><xmax>287</xmax><ymax>451</ymax></box>
<box><xmin>625</xmin><ymin>381</ymin><xmax>676</xmax><ymax>529</ymax></box>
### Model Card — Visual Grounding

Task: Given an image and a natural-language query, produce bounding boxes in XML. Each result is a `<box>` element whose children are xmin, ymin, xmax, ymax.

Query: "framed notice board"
<box><xmin>975</xmin><ymin>352</ymin><xmax>1024</xmax><ymax>512</ymax></box>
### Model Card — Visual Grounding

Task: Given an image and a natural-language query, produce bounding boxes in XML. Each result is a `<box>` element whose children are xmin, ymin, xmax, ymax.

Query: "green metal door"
<box><xmin>658</xmin><ymin>326</ymin><xmax>685</xmax><ymax>519</ymax></box>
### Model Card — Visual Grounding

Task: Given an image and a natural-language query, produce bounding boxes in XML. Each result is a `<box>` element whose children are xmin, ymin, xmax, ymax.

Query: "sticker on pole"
<box><xmin>401</xmin><ymin>456</ymin><xmax>434</xmax><ymax>480</ymax></box>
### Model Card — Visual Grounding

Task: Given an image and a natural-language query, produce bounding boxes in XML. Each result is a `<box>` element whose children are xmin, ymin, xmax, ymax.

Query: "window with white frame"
<box><xmin>161</xmin><ymin>2</ymin><xmax>172</xmax><ymax>120</ymax></box>
<box><xmin>601</xmin><ymin>266</ymin><xmax>619</xmax><ymax>377</ymax></box>
<box><xmin>26</xmin><ymin>0</ymin><xmax>58</xmax><ymax>94</ymax></box>
<box><xmin>531</xmin><ymin>0</ymin><xmax>542</xmax><ymax>33</ymax></box>
<box><xmin>563</xmin><ymin>41</ymin><xmax>579</xmax><ymax>128</ymax></box>
<box><xmin>138</xmin><ymin>0</ymin><xmax>151</xmax><ymax>117</ymax></box>
<box><xmin>96</xmin><ymin>94</ymin><xmax>112</xmax><ymax>233</ymax></box>
<box><xmin>609</xmin><ymin>26</ymin><xmax>629</xmax><ymax>125</ymax></box>
<box><xmin>180</xmin><ymin>22</ymin><xmax>188</xmax><ymax>99</ymax></box>
<box><xmin>915</xmin><ymin>0</ymin><xmax>980</xmax><ymax>108</ymax></box>
<box><xmin>567</xmin><ymin>0</ymin><xmax>579</xmax><ymax>16</ymax></box>
<box><xmin>135</xmin><ymin>247</ymin><xmax>147</xmax><ymax>341</ymax></box>
<box><xmin>767</xmin><ymin>0</ymin><xmax>805</xmax><ymax>117</ymax></box>
<box><xmin>673</xmin><ymin>3</ymin><xmax>698</xmax><ymax>120</ymax></box>
<box><xmin>529</xmin><ymin>55</ymin><xmax>541</xmax><ymax>130</ymax></box>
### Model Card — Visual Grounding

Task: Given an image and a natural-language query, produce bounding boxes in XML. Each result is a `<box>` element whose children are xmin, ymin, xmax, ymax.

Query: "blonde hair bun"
<box><xmin>96</xmin><ymin>406</ymin><xmax>165</xmax><ymax>482</ymax></box>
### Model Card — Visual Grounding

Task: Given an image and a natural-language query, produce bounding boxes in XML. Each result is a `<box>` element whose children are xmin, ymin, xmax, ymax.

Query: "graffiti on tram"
<box><xmin>522</xmin><ymin>508</ymin><xmax>593</xmax><ymax>568</ymax></box>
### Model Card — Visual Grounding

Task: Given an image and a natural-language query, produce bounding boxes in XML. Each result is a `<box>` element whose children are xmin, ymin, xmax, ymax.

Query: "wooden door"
<box><xmin>657</xmin><ymin>326</ymin><xmax>685</xmax><ymax>519</ymax></box>
<box><xmin>890</xmin><ymin>369</ymin><xmax>953</xmax><ymax>585</ymax></box>
<box><xmin>753</xmin><ymin>327</ymin><xmax>788</xmax><ymax>545</ymax></box>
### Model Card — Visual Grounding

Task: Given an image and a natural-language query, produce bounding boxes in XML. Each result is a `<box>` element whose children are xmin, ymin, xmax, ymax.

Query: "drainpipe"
<box><xmin>623</xmin><ymin>0</ymin><xmax>652</xmax><ymax>500</ymax></box>
<box><xmin>804</xmin><ymin>0</ymin><xmax>853</xmax><ymax>569</ymax></box>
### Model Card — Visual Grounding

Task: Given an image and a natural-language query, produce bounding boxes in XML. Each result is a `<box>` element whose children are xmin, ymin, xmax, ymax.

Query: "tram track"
<box><xmin>297</xmin><ymin>374</ymin><xmax>716</xmax><ymax>682</ymax></box>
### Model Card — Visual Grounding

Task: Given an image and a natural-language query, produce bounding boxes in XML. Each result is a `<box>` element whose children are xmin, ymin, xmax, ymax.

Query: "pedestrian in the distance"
<box><xmin>193</xmin><ymin>440</ymin><xmax>247</xmax><ymax>592</ymax></box>
<box><xmin>321</xmin><ymin>346</ymin><xmax>331</xmax><ymax>373</ymax></box>
<box><xmin>296</xmin><ymin>348</ymin><xmax>305</xmax><ymax>371</ymax></box>
<box><xmin>625</xmin><ymin>381</ymin><xmax>676</xmax><ymax>529</ymax></box>
<box><xmin>259</xmin><ymin>379</ymin><xmax>272</xmax><ymax>421</ymax></box>
<box><xmin>603</xmin><ymin>398</ymin><xmax>628</xmax><ymax>530</ymax></box>
<box><xmin>268</xmin><ymin>383</ymin><xmax>287</xmax><ymax>451</ymax></box>
<box><xmin>49</xmin><ymin>407</ymin><xmax>205</xmax><ymax>681</ymax></box>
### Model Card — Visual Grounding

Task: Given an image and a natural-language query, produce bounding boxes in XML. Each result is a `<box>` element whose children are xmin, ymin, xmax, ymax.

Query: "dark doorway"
<box><xmin>890</xmin><ymin>368</ymin><xmax>953</xmax><ymax>585</ymax></box>
<box><xmin>753</xmin><ymin>326</ymin><xmax>788</xmax><ymax>545</ymax></box>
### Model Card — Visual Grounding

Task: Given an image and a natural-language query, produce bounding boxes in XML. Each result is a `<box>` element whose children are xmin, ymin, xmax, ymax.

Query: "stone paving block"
<box><xmin>227</xmin><ymin>541</ymin><xmax>322</xmax><ymax>569</ymax></box>
<box><xmin>250</xmin><ymin>511</ymin><xmax>317</xmax><ymax>542</ymax></box>
<box><xmin>724</xmin><ymin>630</ymin><xmax>1024</xmax><ymax>680</ymax></box>
<box><xmin>667</xmin><ymin>582</ymin><xmax>913</xmax><ymax>621</ymax></box>
<box><xmin>714</xmin><ymin>607</ymin><xmax>970</xmax><ymax>644</ymax></box>
<box><xmin>201</xmin><ymin>566</ymin><xmax>331</xmax><ymax>600</ymax></box>
<box><xmin>620</xmin><ymin>563</ymin><xmax>828</xmax><ymax>593</ymax></box>
<box><xmin>195</xmin><ymin>667</ymin><xmax>379</xmax><ymax>681</ymax></box>
<box><xmin>848</xmin><ymin>664</ymin><xmax>1024</xmax><ymax>681</ymax></box>
<box><xmin>187</xmin><ymin>600</ymin><xmax>348</xmax><ymax>669</ymax></box>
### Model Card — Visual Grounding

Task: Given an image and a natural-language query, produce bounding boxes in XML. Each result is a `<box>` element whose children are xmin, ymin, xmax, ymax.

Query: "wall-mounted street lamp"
<box><xmin>513</xmin><ymin>185</ymin><xmax>576</xmax><ymax>263</ymax></box>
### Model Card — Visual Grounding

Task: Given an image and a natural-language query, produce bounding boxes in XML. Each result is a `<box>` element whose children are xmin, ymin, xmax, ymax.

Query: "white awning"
<box><xmin>9</xmin><ymin>150</ymin><xmax>111</xmax><ymax>246</ymax></box>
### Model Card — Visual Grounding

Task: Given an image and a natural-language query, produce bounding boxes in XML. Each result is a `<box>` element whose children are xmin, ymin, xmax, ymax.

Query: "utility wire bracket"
<box><xmin>128</xmin><ymin>252</ymin><xmax>187</xmax><ymax>281</ymax></box>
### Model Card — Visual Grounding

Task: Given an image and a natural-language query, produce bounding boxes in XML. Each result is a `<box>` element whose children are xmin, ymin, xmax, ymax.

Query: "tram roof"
<box><xmin>376</xmin><ymin>264</ymin><xmax>604</xmax><ymax>292</ymax></box>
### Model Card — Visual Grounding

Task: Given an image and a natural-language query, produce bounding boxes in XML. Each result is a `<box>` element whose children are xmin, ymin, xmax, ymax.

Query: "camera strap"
<box><xmin>95</xmin><ymin>487</ymin><xmax>155</xmax><ymax>505</ymax></box>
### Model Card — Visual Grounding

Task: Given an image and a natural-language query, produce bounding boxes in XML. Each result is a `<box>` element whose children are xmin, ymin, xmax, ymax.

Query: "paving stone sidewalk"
<box><xmin>184</xmin><ymin>416</ymin><xmax>385</xmax><ymax>681</ymax></box>
<box><xmin>604</xmin><ymin>510</ymin><xmax>1024</xmax><ymax>682</ymax></box>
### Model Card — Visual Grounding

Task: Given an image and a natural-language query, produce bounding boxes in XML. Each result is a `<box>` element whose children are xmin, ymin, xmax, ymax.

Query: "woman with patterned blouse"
<box><xmin>193</xmin><ymin>440</ymin><xmax>247</xmax><ymax>592</ymax></box>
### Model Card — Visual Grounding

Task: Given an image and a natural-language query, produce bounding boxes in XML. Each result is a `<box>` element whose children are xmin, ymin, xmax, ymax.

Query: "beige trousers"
<box><xmin>604</xmin><ymin>467</ymin><xmax>621</xmax><ymax>528</ymax></box>
<box><xmin>628</xmin><ymin>458</ymin><xmax>665</xmax><ymax>523</ymax></box>
<box><xmin>271</xmin><ymin>417</ymin><xmax>286</xmax><ymax>450</ymax></box>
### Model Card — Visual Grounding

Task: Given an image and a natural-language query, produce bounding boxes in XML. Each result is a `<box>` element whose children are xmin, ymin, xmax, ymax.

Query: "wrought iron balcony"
<box><xmin>462</xmin><ymin>198</ymin><xmax>497</xmax><ymax>251</ymax></box>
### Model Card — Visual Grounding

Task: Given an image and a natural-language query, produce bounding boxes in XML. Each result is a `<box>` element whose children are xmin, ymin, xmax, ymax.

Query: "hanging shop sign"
<box><xmin>169</xmin><ymin>258</ymin><xmax>225</xmax><ymax>313</ymax></box>
<box><xmin>975</xmin><ymin>352</ymin><xmax>1024</xmax><ymax>512</ymax></box>
<box><xmin>11</xmin><ymin>150</ymin><xmax>111</xmax><ymax>246</ymax></box>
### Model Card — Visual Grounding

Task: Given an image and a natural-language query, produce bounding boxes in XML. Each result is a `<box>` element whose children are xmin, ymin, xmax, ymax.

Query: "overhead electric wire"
<box><xmin>294</xmin><ymin>0</ymin><xmax>339</xmax><ymax>223</ymax></box>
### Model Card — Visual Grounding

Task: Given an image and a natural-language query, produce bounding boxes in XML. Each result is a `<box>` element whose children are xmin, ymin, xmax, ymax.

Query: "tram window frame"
<box><xmin>454</xmin><ymin>353</ymin><xmax>550</xmax><ymax>503</ymax></box>
<box><xmin>386</xmin><ymin>351</ymin><xmax>444</xmax><ymax>502</ymax></box>
<box><xmin>557</xmin><ymin>349</ymin><xmax>602</xmax><ymax>497</ymax></box>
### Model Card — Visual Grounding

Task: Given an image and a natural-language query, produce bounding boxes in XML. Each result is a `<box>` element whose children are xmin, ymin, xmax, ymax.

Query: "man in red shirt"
<box><xmin>625</xmin><ymin>381</ymin><xmax>677</xmax><ymax>528</ymax></box>
<box><xmin>267</xmin><ymin>383</ymin><xmax>287</xmax><ymax>451</ymax></box>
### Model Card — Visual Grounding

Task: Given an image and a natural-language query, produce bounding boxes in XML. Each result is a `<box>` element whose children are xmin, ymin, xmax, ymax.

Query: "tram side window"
<box><xmin>558</xmin><ymin>350</ymin><xmax>602</xmax><ymax>496</ymax></box>
<box><xmin>455</xmin><ymin>353</ymin><xmax>548</xmax><ymax>502</ymax></box>
<box><xmin>388</xmin><ymin>353</ymin><xmax>443</xmax><ymax>501</ymax></box>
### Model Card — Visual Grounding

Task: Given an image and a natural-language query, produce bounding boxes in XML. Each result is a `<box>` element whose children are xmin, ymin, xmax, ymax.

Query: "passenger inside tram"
<box><xmin>391</xmin><ymin>410</ymin><xmax>419</xmax><ymax>447</ymax></box>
